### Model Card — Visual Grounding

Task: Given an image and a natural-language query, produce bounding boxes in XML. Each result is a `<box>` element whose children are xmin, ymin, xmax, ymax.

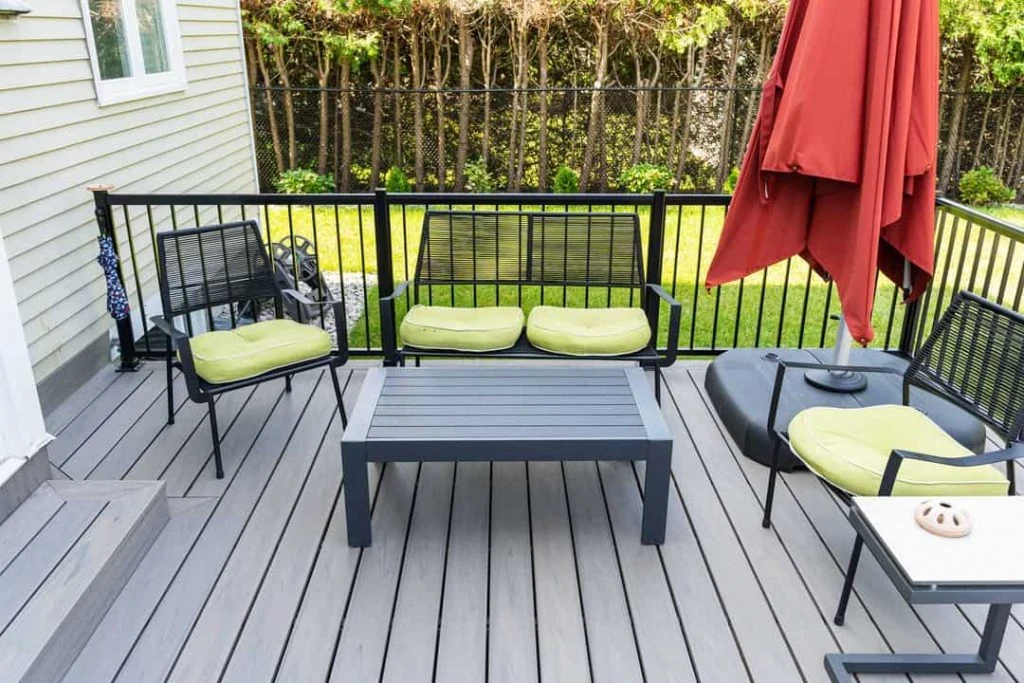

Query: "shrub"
<box><xmin>958</xmin><ymin>166</ymin><xmax>1015</xmax><ymax>206</ymax></box>
<box><xmin>275</xmin><ymin>168</ymin><xmax>334</xmax><ymax>194</ymax></box>
<box><xmin>617</xmin><ymin>163</ymin><xmax>674</xmax><ymax>193</ymax></box>
<box><xmin>384</xmin><ymin>166</ymin><xmax>412</xmax><ymax>192</ymax></box>
<box><xmin>723</xmin><ymin>166</ymin><xmax>740</xmax><ymax>194</ymax></box>
<box><xmin>464</xmin><ymin>158</ymin><xmax>492</xmax><ymax>192</ymax></box>
<box><xmin>552</xmin><ymin>165</ymin><xmax>579</xmax><ymax>193</ymax></box>
<box><xmin>349</xmin><ymin>164</ymin><xmax>372</xmax><ymax>188</ymax></box>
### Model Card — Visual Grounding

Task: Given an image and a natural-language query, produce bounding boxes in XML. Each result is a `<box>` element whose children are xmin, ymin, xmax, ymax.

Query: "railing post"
<box><xmin>90</xmin><ymin>184</ymin><xmax>140</xmax><ymax>372</ymax></box>
<box><xmin>645</xmin><ymin>189</ymin><xmax>668</xmax><ymax>345</ymax></box>
<box><xmin>898</xmin><ymin>298</ymin><xmax>921</xmax><ymax>357</ymax></box>
<box><xmin>373</xmin><ymin>189</ymin><xmax>397</xmax><ymax>363</ymax></box>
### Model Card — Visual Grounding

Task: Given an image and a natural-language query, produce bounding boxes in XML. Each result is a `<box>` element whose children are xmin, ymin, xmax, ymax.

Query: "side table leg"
<box><xmin>641</xmin><ymin>441</ymin><xmax>672</xmax><ymax>545</ymax></box>
<box><xmin>342</xmin><ymin>442</ymin><xmax>372</xmax><ymax>547</ymax></box>
<box><xmin>824</xmin><ymin>603</ymin><xmax>1012</xmax><ymax>682</ymax></box>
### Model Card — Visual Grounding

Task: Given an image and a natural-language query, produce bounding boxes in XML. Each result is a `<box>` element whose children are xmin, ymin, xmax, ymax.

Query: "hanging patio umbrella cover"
<box><xmin>705</xmin><ymin>0</ymin><xmax>939</xmax><ymax>344</ymax></box>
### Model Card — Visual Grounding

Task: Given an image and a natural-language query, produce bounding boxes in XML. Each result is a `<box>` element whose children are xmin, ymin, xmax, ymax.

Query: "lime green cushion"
<box><xmin>526</xmin><ymin>306</ymin><xmax>651</xmax><ymax>356</ymax></box>
<box><xmin>188</xmin><ymin>319</ymin><xmax>331</xmax><ymax>384</ymax></box>
<box><xmin>400</xmin><ymin>305</ymin><xmax>524</xmax><ymax>352</ymax></box>
<box><xmin>788</xmin><ymin>405</ymin><xmax>1009</xmax><ymax>497</ymax></box>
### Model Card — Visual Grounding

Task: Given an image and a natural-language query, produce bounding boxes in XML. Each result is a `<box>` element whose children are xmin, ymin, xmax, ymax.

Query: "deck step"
<box><xmin>0</xmin><ymin>480</ymin><xmax>169</xmax><ymax>683</ymax></box>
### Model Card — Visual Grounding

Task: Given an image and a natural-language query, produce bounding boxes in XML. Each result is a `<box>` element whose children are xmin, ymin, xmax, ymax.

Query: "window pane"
<box><xmin>135</xmin><ymin>0</ymin><xmax>170</xmax><ymax>74</ymax></box>
<box><xmin>88</xmin><ymin>0</ymin><xmax>131</xmax><ymax>80</ymax></box>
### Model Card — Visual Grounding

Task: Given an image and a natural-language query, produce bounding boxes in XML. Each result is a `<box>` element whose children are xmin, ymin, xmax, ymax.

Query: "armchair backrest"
<box><xmin>906</xmin><ymin>291</ymin><xmax>1024</xmax><ymax>445</ymax></box>
<box><xmin>156</xmin><ymin>220</ymin><xmax>281</xmax><ymax>319</ymax></box>
<box><xmin>415</xmin><ymin>210</ymin><xmax>645</xmax><ymax>292</ymax></box>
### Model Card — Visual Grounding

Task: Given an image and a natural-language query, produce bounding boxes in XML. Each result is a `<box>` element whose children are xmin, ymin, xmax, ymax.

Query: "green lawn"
<box><xmin>985</xmin><ymin>204</ymin><xmax>1024</xmax><ymax>228</ymax></box>
<box><xmin>262</xmin><ymin>202</ymin><xmax>1020</xmax><ymax>352</ymax></box>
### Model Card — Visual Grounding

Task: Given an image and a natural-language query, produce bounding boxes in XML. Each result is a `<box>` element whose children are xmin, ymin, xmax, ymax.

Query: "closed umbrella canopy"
<box><xmin>705</xmin><ymin>0</ymin><xmax>939</xmax><ymax>345</ymax></box>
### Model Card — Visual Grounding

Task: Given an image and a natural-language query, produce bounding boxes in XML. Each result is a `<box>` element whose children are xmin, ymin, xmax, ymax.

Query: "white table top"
<box><xmin>854</xmin><ymin>496</ymin><xmax>1024</xmax><ymax>586</ymax></box>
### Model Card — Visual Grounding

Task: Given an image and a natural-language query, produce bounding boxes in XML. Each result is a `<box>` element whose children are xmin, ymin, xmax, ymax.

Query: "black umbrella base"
<box><xmin>803</xmin><ymin>368</ymin><xmax>868</xmax><ymax>393</ymax></box>
<box><xmin>704</xmin><ymin>348</ymin><xmax>987</xmax><ymax>471</ymax></box>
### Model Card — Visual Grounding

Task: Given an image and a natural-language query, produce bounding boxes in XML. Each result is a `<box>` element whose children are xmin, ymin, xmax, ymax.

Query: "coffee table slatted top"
<box><xmin>345</xmin><ymin>366</ymin><xmax>669</xmax><ymax>444</ymax></box>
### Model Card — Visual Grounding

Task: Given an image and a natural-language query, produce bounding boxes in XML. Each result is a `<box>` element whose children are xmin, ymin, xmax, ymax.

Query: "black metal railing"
<box><xmin>92</xmin><ymin>189</ymin><xmax>1023</xmax><ymax>368</ymax></box>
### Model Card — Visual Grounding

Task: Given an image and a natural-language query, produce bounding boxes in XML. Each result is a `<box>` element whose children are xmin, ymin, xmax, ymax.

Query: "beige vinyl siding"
<box><xmin>0</xmin><ymin>0</ymin><xmax>257</xmax><ymax>382</ymax></box>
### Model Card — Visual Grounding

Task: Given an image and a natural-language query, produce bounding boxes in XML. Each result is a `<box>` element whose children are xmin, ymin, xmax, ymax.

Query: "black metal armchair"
<box><xmin>761</xmin><ymin>291</ymin><xmax>1024</xmax><ymax>625</ymax></box>
<box><xmin>154</xmin><ymin>220</ymin><xmax>348</xmax><ymax>478</ymax></box>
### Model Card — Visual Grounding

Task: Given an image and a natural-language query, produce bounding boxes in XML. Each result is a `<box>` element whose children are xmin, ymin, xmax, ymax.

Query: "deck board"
<box><xmin>39</xmin><ymin>359</ymin><xmax>1024</xmax><ymax>683</ymax></box>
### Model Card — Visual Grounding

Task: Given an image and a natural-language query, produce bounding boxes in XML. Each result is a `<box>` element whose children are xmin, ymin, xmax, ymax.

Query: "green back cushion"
<box><xmin>789</xmin><ymin>405</ymin><xmax>1009</xmax><ymax>497</ymax></box>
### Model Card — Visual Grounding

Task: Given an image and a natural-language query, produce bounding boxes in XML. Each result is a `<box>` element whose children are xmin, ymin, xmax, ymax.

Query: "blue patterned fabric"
<box><xmin>97</xmin><ymin>235</ymin><xmax>130</xmax><ymax>321</ymax></box>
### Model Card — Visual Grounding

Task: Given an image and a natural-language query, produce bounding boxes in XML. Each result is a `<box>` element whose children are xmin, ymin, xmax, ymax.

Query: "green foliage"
<box><xmin>552</xmin><ymin>166</ymin><xmax>580</xmax><ymax>193</ymax></box>
<box><xmin>384</xmin><ymin>166</ymin><xmax>412</xmax><ymax>192</ymax></box>
<box><xmin>464</xmin><ymin>158</ymin><xmax>492</xmax><ymax>192</ymax></box>
<box><xmin>617</xmin><ymin>163</ymin><xmax>674</xmax><ymax>193</ymax></box>
<box><xmin>275</xmin><ymin>168</ymin><xmax>334</xmax><ymax>194</ymax></box>
<box><xmin>723</xmin><ymin>166</ymin><xmax>740</xmax><ymax>194</ymax></box>
<box><xmin>958</xmin><ymin>166</ymin><xmax>1016</xmax><ymax>205</ymax></box>
<box><xmin>349</xmin><ymin>164</ymin><xmax>372</xmax><ymax>187</ymax></box>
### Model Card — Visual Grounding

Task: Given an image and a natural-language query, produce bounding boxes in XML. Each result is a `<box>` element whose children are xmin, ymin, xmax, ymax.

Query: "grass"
<box><xmin>261</xmin><ymin>202</ymin><xmax>1020</xmax><ymax>352</ymax></box>
<box><xmin>984</xmin><ymin>204</ymin><xmax>1024</xmax><ymax>228</ymax></box>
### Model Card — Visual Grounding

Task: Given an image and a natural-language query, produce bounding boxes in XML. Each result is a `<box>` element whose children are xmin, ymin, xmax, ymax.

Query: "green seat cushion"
<box><xmin>788</xmin><ymin>405</ymin><xmax>1009</xmax><ymax>497</ymax></box>
<box><xmin>526</xmin><ymin>306</ymin><xmax>652</xmax><ymax>356</ymax></box>
<box><xmin>400</xmin><ymin>305</ymin><xmax>524</xmax><ymax>352</ymax></box>
<box><xmin>188</xmin><ymin>319</ymin><xmax>331</xmax><ymax>384</ymax></box>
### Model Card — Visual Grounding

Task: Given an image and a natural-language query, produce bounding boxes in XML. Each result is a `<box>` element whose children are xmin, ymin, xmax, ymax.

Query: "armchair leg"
<box><xmin>329</xmin><ymin>365</ymin><xmax>348</xmax><ymax>429</ymax></box>
<box><xmin>762</xmin><ymin>439</ymin><xmax>782</xmax><ymax>529</ymax></box>
<box><xmin>654</xmin><ymin>367</ymin><xmax>662</xmax><ymax>405</ymax></box>
<box><xmin>1007</xmin><ymin>463</ymin><xmax>1016</xmax><ymax>495</ymax></box>
<box><xmin>207</xmin><ymin>399</ymin><xmax>224</xmax><ymax>479</ymax></box>
<box><xmin>165</xmin><ymin>353</ymin><xmax>175</xmax><ymax>425</ymax></box>
<box><xmin>835</xmin><ymin>535</ymin><xmax>864</xmax><ymax>626</ymax></box>
<box><xmin>285</xmin><ymin>374</ymin><xmax>293</xmax><ymax>393</ymax></box>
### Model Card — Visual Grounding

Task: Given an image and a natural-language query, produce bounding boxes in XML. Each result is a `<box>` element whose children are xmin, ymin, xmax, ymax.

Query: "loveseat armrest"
<box><xmin>379</xmin><ymin>281</ymin><xmax>411</xmax><ymax>364</ymax></box>
<box><xmin>878</xmin><ymin>445</ymin><xmax>1024</xmax><ymax>495</ymax></box>
<box><xmin>646</xmin><ymin>283</ymin><xmax>681</xmax><ymax>367</ymax></box>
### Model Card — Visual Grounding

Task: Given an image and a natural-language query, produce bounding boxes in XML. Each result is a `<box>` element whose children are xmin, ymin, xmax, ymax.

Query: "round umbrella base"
<box><xmin>803</xmin><ymin>369</ymin><xmax>868</xmax><ymax>393</ymax></box>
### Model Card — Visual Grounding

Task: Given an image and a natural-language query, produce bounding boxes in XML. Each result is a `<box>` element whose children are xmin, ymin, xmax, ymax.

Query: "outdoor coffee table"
<box><xmin>826</xmin><ymin>496</ymin><xmax>1024</xmax><ymax>682</ymax></box>
<box><xmin>341</xmin><ymin>365</ymin><xmax>672</xmax><ymax>546</ymax></box>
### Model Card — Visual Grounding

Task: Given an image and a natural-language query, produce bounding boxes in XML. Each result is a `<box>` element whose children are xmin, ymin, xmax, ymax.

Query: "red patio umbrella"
<box><xmin>706</xmin><ymin>0</ymin><xmax>939</xmax><ymax>350</ymax></box>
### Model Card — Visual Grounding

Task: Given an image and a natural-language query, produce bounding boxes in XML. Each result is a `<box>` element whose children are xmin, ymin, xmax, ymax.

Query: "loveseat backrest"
<box><xmin>415</xmin><ymin>210</ymin><xmax>645</xmax><ymax>290</ymax></box>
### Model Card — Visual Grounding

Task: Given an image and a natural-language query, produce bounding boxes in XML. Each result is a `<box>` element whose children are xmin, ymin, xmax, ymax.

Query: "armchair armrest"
<box><xmin>281</xmin><ymin>289</ymin><xmax>348</xmax><ymax>363</ymax></box>
<box><xmin>766</xmin><ymin>360</ymin><xmax>905</xmax><ymax>436</ymax></box>
<box><xmin>378</xmin><ymin>281</ymin><xmax>411</xmax><ymax>365</ymax></box>
<box><xmin>150</xmin><ymin>315</ymin><xmax>203</xmax><ymax>400</ymax></box>
<box><xmin>878</xmin><ymin>444</ymin><xmax>1024</xmax><ymax>496</ymax></box>
<box><xmin>645</xmin><ymin>283</ymin><xmax>682</xmax><ymax>367</ymax></box>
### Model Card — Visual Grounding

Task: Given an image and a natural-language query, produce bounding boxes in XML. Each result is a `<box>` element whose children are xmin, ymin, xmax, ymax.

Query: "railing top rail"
<box><xmin>103</xmin><ymin>192</ymin><xmax>376</xmax><ymax>206</ymax></box>
<box><xmin>936</xmin><ymin>197</ymin><xmax>1024</xmax><ymax>242</ymax></box>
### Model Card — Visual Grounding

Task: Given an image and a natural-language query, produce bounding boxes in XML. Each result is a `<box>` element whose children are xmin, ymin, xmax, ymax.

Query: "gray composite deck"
<box><xmin>41</xmin><ymin>360</ymin><xmax>1024</xmax><ymax>683</ymax></box>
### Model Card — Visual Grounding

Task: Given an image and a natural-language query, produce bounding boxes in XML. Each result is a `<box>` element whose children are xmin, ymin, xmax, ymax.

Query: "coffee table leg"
<box><xmin>641</xmin><ymin>441</ymin><xmax>672</xmax><ymax>545</ymax></box>
<box><xmin>342</xmin><ymin>442</ymin><xmax>372</xmax><ymax>547</ymax></box>
<box><xmin>824</xmin><ymin>603</ymin><xmax>1012</xmax><ymax>682</ymax></box>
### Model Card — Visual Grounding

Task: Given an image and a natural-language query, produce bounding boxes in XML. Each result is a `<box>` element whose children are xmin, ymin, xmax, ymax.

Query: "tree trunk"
<box><xmin>938</xmin><ymin>46</ymin><xmax>973</xmax><ymax>193</ymax></box>
<box><xmin>740</xmin><ymin>30</ymin><xmax>769</xmax><ymax>150</ymax></box>
<box><xmin>1008</xmin><ymin>106</ymin><xmax>1024</xmax><ymax>193</ymax></box>
<box><xmin>994</xmin><ymin>97</ymin><xmax>1014</xmax><ymax>176</ymax></box>
<box><xmin>393</xmin><ymin>40</ymin><xmax>403</xmax><ymax>167</ymax></box>
<box><xmin>433</xmin><ymin>20</ymin><xmax>448</xmax><ymax>191</ymax></box>
<box><xmin>506</xmin><ymin>25</ymin><xmax>528</xmax><ymax>190</ymax></box>
<box><xmin>972</xmin><ymin>92</ymin><xmax>993</xmax><ymax>167</ymax></box>
<box><xmin>254</xmin><ymin>41</ymin><xmax>284</xmax><ymax>175</ymax></box>
<box><xmin>675</xmin><ymin>47</ymin><xmax>706</xmax><ymax>189</ymax></box>
<box><xmin>537</xmin><ymin>31</ymin><xmax>549</xmax><ymax>191</ymax></box>
<box><xmin>410</xmin><ymin>25</ymin><xmax>425</xmax><ymax>190</ymax></box>
<box><xmin>716</xmin><ymin>24</ymin><xmax>742</xmax><ymax>190</ymax></box>
<box><xmin>370</xmin><ymin>54</ymin><xmax>385</xmax><ymax>188</ymax></box>
<box><xmin>480</xmin><ymin>15</ymin><xmax>494</xmax><ymax>167</ymax></box>
<box><xmin>632</xmin><ymin>49</ymin><xmax>645</xmax><ymax>165</ymax></box>
<box><xmin>316</xmin><ymin>52</ymin><xmax>331</xmax><ymax>175</ymax></box>
<box><xmin>455</xmin><ymin>14</ymin><xmax>474</xmax><ymax>190</ymax></box>
<box><xmin>272</xmin><ymin>46</ymin><xmax>297</xmax><ymax>169</ymax></box>
<box><xmin>580</xmin><ymin>18</ymin><xmax>609</xmax><ymax>191</ymax></box>
<box><xmin>339</xmin><ymin>59</ymin><xmax>352</xmax><ymax>191</ymax></box>
<box><xmin>667</xmin><ymin>85</ymin><xmax>682</xmax><ymax>176</ymax></box>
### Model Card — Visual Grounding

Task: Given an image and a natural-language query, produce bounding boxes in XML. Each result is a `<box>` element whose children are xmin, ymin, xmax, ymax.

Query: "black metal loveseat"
<box><xmin>380</xmin><ymin>210</ymin><xmax>681</xmax><ymax>399</ymax></box>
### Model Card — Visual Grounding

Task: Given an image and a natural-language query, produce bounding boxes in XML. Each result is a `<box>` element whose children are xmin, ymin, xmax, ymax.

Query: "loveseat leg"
<box><xmin>208</xmin><ymin>400</ymin><xmax>224</xmax><ymax>479</ymax></box>
<box><xmin>835</xmin><ymin>535</ymin><xmax>864</xmax><ymax>626</ymax></box>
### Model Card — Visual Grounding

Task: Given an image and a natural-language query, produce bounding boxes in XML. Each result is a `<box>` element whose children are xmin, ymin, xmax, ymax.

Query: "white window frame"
<box><xmin>80</xmin><ymin>0</ymin><xmax>187</xmax><ymax>106</ymax></box>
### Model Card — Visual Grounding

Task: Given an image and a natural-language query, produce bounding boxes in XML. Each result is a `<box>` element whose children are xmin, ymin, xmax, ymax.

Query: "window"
<box><xmin>81</xmin><ymin>0</ymin><xmax>186</xmax><ymax>105</ymax></box>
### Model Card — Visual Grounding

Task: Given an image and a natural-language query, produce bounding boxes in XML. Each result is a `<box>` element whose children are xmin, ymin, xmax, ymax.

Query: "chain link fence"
<box><xmin>250</xmin><ymin>86</ymin><xmax>1024</xmax><ymax>196</ymax></box>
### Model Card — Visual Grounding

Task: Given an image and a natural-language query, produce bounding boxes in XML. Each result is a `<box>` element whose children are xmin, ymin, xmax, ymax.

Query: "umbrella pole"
<box><xmin>804</xmin><ymin>316</ymin><xmax>868</xmax><ymax>392</ymax></box>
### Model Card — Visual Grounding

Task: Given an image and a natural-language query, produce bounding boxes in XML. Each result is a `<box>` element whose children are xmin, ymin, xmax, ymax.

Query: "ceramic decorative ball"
<box><xmin>914</xmin><ymin>500</ymin><xmax>972</xmax><ymax>538</ymax></box>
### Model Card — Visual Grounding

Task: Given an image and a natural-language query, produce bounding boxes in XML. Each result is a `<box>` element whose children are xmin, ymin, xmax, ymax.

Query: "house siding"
<box><xmin>0</xmin><ymin>0</ymin><xmax>257</xmax><ymax>383</ymax></box>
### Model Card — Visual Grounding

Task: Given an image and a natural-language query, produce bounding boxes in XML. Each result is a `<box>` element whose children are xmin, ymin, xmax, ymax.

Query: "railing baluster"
<box><xmin>776</xmin><ymin>258</ymin><xmax>792</xmax><ymax>348</ymax></box>
<box><xmin>689</xmin><ymin>205</ymin><xmax>706</xmax><ymax>351</ymax></box>
<box><xmin>119</xmin><ymin>205</ymin><xmax>149</xmax><ymax>356</ymax></box>
<box><xmin>818</xmin><ymin>280</ymin><xmax>833</xmax><ymax>348</ymax></box>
